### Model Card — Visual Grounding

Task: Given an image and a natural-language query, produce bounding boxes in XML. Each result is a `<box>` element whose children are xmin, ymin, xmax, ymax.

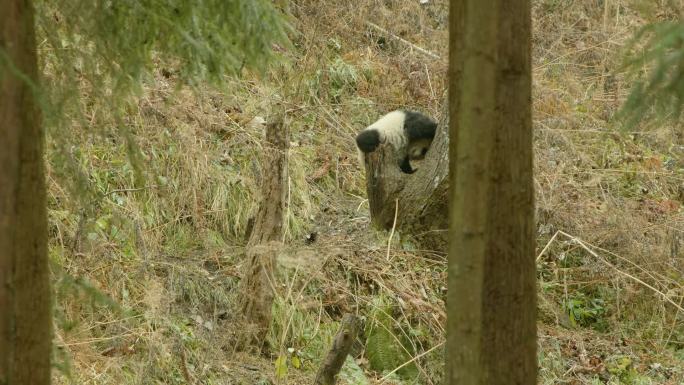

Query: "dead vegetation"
<box><xmin>47</xmin><ymin>0</ymin><xmax>684</xmax><ymax>384</ymax></box>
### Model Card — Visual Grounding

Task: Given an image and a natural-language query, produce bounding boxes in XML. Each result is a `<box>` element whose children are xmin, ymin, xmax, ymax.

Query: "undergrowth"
<box><xmin>46</xmin><ymin>0</ymin><xmax>683</xmax><ymax>384</ymax></box>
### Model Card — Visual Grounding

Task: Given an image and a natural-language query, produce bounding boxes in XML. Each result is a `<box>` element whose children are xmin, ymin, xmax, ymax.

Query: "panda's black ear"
<box><xmin>356</xmin><ymin>129</ymin><xmax>381</xmax><ymax>153</ymax></box>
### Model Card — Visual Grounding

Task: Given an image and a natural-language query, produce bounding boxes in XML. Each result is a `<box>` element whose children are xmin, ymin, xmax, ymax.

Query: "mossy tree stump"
<box><xmin>238</xmin><ymin>117</ymin><xmax>288</xmax><ymax>350</ymax></box>
<box><xmin>363</xmin><ymin>104</ymin><xmax>449</xmax><ymax>253</ymax></box>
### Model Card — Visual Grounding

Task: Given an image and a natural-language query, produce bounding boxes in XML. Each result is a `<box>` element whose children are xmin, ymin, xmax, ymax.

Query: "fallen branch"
<box><xmin>366</xmin><ymin>22</ymin><xmax>442</xmax><ymax>60</ymax></box>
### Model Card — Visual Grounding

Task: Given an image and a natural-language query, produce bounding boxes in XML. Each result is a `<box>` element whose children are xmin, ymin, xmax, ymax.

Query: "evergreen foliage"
<box><xmin>37</xmin><ymin>0</ymin><xmax>291</xmax><ymax>91</ymax></box>
<box><xmin>30</xmin><ymin>0</ymin><xmax>291</xmax><ymax>201</ymax></box>
<box><xmin>621</xmin><ymin>20</ymin><xmax>684</xmax><ymax>129</ymax></box>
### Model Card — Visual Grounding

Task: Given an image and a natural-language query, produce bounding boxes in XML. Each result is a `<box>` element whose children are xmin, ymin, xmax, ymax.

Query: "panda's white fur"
<box><xmin>355</xmin><ymin>109</ymin><xmax>437</xmax><ymax>174</ymax></box>
<box><xmin>356</xmin><ymin>110</ymin><xmax>408</xmax><ymax>167</ymax></box>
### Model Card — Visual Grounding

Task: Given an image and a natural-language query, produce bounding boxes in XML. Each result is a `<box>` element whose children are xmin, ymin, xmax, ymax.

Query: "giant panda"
<box><xmin>355</xmin><ymin>109</ymin><xmax>438</xmax><ymax>174</ymax></box>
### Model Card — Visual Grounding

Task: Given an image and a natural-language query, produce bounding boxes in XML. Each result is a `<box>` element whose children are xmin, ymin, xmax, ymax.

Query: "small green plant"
<box><xmin>557</xmin><ymin>250</ymin><xmax>586</xmax><ymax>268</ymax></box>
<box><xmin>274</xmin><ymin>353</ymin><xmax>289</xmax><ymax>380</ymax></box>
<box><xmin>605</xmin><ymin>355</ymin><xmax>652</xmax><ymax>384</ymax></box>
<box><xmin>328</xmin><ymin>58</ymin><xmax>359</xmax><ymax>102</ymax></box>
<box><xmin>365</xmin><ymin>298</ymin><xmax>419</xmax><ymax>381</ymax></box>
<box><xmin>564</xmin><ymin>292</ymin><xmax>607</xmax><ymax>330</ymax></box>
<box><xmin>274</xmin><ymin>347</ymin><xmax>303</xmax><ymax>381</ymax></box>
<box><xmin>338</xmin><ymin>356</ymin><xmax>370</xmax><ymax>385</ymax></box>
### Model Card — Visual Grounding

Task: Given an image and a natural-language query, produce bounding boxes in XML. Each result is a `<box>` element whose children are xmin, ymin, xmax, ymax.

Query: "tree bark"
<box><xmin>314</xmin><ymin>314</ymin><xmax>362</xmax><ymax>385</ymax></box>
<box><xmin>447</xmin><ymin>0</ymin><xmax>536</xmax><ymax>384</ymax></box>
<box><xmin>0</xmin><ymin>0</ymin><xmax>52</xmax><ymax>384</ymax></box>
<box><xmin>237</xmin><ymin>117</ymin><xmax>288</xmax><ymax>350</ymax></box>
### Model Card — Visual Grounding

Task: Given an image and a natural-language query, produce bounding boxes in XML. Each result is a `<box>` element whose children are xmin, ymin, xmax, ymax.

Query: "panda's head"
<box><xmin>407</xmin><ymin>137</ymin><xmax>433</xmax><ymax>160</ymax></box>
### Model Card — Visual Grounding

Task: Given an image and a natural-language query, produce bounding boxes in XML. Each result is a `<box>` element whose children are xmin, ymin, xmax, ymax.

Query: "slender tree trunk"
<box><xmin>447</xmin><ymin>0</ymin><xmax>536</xmax><ymax>384</ymax></box>
<box><xmin>238</xmin><ymin>117</ymin><xmax>288</xmax><ymax>350</ymax></box>
<box><xmin>0</xmin><ymin>0</ymin><xmax>52</xmax><ymax>384</ymax></box>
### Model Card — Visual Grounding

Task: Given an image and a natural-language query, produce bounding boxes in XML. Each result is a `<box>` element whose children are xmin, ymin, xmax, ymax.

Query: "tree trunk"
<box><xmin>447</xmin><ymin>0</ymin><xmax>536</xmax><ymax>384</ymax></box>
<box><xmin>237</xmin><ymin>117</ymin><xmax>288</xmax><ymax>350</ymax></box>
<box><xmin>0</xmin><ymin>0</ymin><xmax>52</xmax><ymax>384</ymax></box>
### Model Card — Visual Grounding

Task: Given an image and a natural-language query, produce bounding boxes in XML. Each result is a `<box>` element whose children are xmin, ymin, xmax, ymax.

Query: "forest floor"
<box><xmin>48</xmin><ymin>0</ymin><xmax>684</xmax><ymax>384</ymax></box>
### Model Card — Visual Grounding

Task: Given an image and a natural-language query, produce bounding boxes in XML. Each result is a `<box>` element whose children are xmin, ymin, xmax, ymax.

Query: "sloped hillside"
<box><xmin>48</xmin><ymin>1</ymin><xmax>684</xmax><ymax>384</ymax></box>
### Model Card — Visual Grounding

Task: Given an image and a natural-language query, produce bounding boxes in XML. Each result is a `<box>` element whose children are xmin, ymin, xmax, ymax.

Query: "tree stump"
<box><xmin>237</xmin><ymin>117</ymin><xmax>288</xmax><ymax>350</ymax></box>
<box><xmin>314</xmin><ymin>314</ymin><xmax>362</xmax><ymax>385</ymax></box>
<box><xmin>363</xmin><ymin>104</ymin><xmax>450</xmax><ymax>253</ymax></box>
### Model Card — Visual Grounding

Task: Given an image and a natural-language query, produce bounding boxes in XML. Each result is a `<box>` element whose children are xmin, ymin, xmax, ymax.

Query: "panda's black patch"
<box><xmin>356</xmin><ymin>129</ymin><xmax>381</xmax><ymax>153</ymax></box>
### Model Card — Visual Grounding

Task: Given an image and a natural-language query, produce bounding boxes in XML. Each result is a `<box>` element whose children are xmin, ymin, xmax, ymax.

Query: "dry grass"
<box><xmin>47</xmin><ymin>0</ymin><xmax>684</xmax><ymax>384</ymax></box>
